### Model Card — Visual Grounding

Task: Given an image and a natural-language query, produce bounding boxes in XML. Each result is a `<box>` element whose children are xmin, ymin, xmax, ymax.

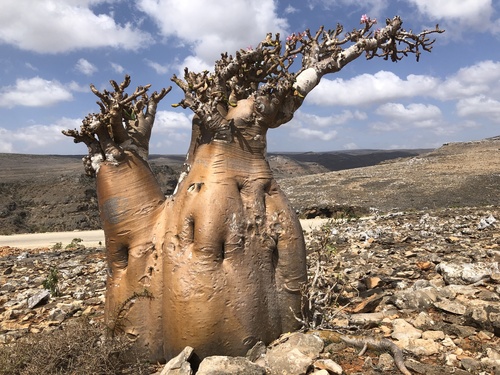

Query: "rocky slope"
<box><xmin>283</xmin><ymin>137</ymin><xmax>500</xmax><ymax>218</ymax></box>
<box><xmin>0</xmin><ymin>148</ymin><xmax>426</xmax><ymax>235</ymax></box>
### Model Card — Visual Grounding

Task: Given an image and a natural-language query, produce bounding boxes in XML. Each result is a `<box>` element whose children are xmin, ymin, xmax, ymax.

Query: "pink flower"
<box><xmin>360</xmin><ymin>14</ymin><xmax>369</xmax><ymax>24</ymax></box>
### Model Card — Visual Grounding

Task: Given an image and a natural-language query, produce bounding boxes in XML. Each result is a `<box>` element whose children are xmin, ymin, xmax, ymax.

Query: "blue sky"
<box><xmin>0</xmin><ymin>0</ymin><xmax>499</xmax><ymax>155</ymax></box>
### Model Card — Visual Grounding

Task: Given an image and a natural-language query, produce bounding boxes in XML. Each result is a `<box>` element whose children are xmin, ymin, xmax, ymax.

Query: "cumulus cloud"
<box><xmin>0</xmin><ymin>128</ymin><xmax>14</xmax><ymax>152</ymax></box>
<box><xmin>0</xmin><ymin>0</ymin><xmax>153</xmax><ymax>53</ymax></box>
<box><xmin>0</xmin><ymin>117</ymin><xmax>81</xmax><ymax>153</ymax></box>
<box><xmin>375</xmin><ymin>103</ymin><xmax>442</xmax><ymax>122</ymax></box>
<box><xmin>75</xmin><ymin>58</ymin><xmax>98</xmax><ymax>76</ymax></box>
<box><xmin>286</xmin><ymin>109</ymin><xmax>365</xmax><ymax>142</ymax></box>
<box><xmin>145</xmin><ymin>59</ymin><xmax>170</xmax><ymax>75</ymax></box>
<box><xmin>136</xmin><ymin>0</ymin><xmax>289</xmax><ymax>70</ymax></box>
<box><xmin>150</xmin><ymin>110</ymin><xmax>193</xmax><ymax>152</ymax></box>
<box><xmin>293</xmin><ymin>127</ymin><xmax>338</xmax><ymax>141</ymax></box>
<box><xmin>308</xmin><ymin>71</ymin><xmax>439</xmax><ymax>107</ymax></box>
<box><xmin>435</xmin><ymin>60</ymin><xmax>500</xmax><ymax>100</ymax></box>
<box><xmin>0</xmin><ymin>77</ymin><xmax>73</xmax><ymax>108</ymax></box>
<box><xmin>298</xmin><ymin>110</ymin><xmax>367</xmax><ymax>127</ymax></box>
<box><xmin>110</xmin><ymin>62</ymin><xmax>125</xmax><ymax>74</ymax></box>
<box><xmin>456</xmin><ymin>95</ymin><xmax>500</xmax><ymax>121</ymax></box>
<box><xmin>307</xmin><ymin>59</ymin><xmax>500</xmax><ymax>112</ymax></box>
<box><xmin>372</xmin><ymin>103</ymin><xmax>444</xmax><ymax>133</ymax></box>
<box><xmin>154</xmin><ymin>110</ymin><xmax>192</xmax><ymax>131</ymax></box>
<box><xmin>407</xmin><ymin>0</ymin><xmax>495</xmax><ymax>29</ymax></box>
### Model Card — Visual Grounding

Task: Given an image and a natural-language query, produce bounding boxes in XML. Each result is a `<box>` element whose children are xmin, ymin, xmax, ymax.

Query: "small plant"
<box><xmin>298</xmin><ymin>220</ymin><xmax>349</xmax><ymax>329</ymax></box>
<box><xmin>65</xmin><ymin>237</ymin><xmax>83</xmax><ymax>249</ymax></box>
<box><xmin>42</xmin><ymin>267</ymin><xmax>60</xmax><ymax>296</ymax></box>
<box><xmin>52</xmin><ymin>242</ymin><xmax>62</xmax><ymax>250</ymax></box>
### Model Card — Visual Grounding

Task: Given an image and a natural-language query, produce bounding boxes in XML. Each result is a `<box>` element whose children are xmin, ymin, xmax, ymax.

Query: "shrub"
<box><xmin>65</xmin><ymin>238</ymin><xmax>84</xmax><ymax>250</ymax></box>
<box><xmin>0</xmin><ymin>318</ymin><xmax>155</xmax><ymax>375</ymax></box>
<box><xmin>42</xmin><ymin>267</ymin><xmax>60</xmax><ymax>296</ymax></box>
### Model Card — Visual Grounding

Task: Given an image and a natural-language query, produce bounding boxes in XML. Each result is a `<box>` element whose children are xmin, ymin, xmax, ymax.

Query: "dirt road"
<box><xmin>0</xmin><ymin>219</ymin><xmax>329</xmax><ymax>249</ymax></box>
<box><xmin>0</xmin><ymin>230</ymin><xmax>105</xmax><ymax>249</ymax></box>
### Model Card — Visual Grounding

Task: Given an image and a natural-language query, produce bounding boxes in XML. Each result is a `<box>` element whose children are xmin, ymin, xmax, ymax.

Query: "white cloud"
<box><xmin>284</xmin><ymin>5</ymin><xmax>299</xmax><ymax>14</ymax></box>
<box><xmin>293</xmin><ymin>127</ymin><xmax>338</xmax><ymax>141</ymax></box>
<box><xmin>374</xmin><ymin>103</ymin><xmax>444</xmax><ymax>132</ymax></box>
<box><xmin>25</xmin><ymin>62</ymin><xmax>38</xmax><ymax>71</ymax></box>
<box><xmin>110</xmin><ymin>62</ymin><xmax>125</xmax><ymax>74</ymax></box>
<box><xmin>0</xmin><ymin>77</ymin><xmax>73</xmax><ymax>108</ymax></box>
<box><xmin>0</xmin><ymin>117</ymin><xmax>81</xmax><ymax>152</ymax></box>
<box><xmin>407</xmin><ymin>0</ymin><xmax>494</xmax><ymax>27</ymax></box>
<box><xmin>137</xmin><ymin>0</ymin><xmax>289</xmax><ymax>70</ymax></box>
<box><xmin>145</xmin><ymin>59</ymin><xmax>170</xmax><ymax>75</ymax></box>
<box><xmin>68</xmin><ymin>81</ymin><xmax>90</xmax><ymax>93</ymax></box>
<box><xmin>11</xmin><ymin>124</ymin><xmax>68</xmax><ymax>148</ymax></box>
<box><xmin>343</xmin><ymin>142</ymin><xmax>358</xmax><ymax>150</ymax></box>
<box><xmin>456</xmin><ymin>95</ymin><xmax>500</xmax><ymax>121</ymax></box>
<box><xmin>150</xmin><ymin>110</ymin><xmax>192</xmax><ymax>152</ymax></box>
<box><xmin>154</xmin><ymin>110</ymin><xmax>192</xmax><ymax>132</ymax></box>
<box><xmin>0</xmin><ymin>128</ymin><xmax>14</xmax><ymax>152</ymax></box>
<box><xmin>307</xmin><ymin>60</ymin><xmax>500</xmax><ymax>112</ymax></box>
<box><xmin>178</xmin><ymin>56</ymin><xmax>212</xmax><ymax>76</ymax></box>
<box><xmin>298</xmin><ymin>110</ymin><xmax>367</xmax><ymax>127</ymax></box>
<box><xmin>0</xmin><ymin>0</ymin><xmax>153</xmax><ymax>53</ymax></box>
<box><xmin>285</xmin><ymin>109</ymin><xmax>363</xmax><ymax>142</ymax></box>
<box><xmin>370</xmin><ymin>122</ymin><xmax>401</xmax><ymax>132</ymax></box>
<box><xmin>75</xmin><ymin>58</ymin><xmax>98</xmax><ymax>76</ymax></box>
<box><xmin>308</xmin><ymin>71</ymin><xmax>439</xmax><ymax>106</ymax></box>
<box><xmin>435</xmin><ymin>60</ymin><xmax>500</xmax><ymax>100</ymax></box>
<box><xmin>375</xmin><ymin>103</ymin><xmax>442</xmax><ymax>122</ymax></box>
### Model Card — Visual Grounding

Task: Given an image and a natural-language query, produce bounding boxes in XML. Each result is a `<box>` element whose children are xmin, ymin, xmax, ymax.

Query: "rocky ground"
<box><xmin>1</xmin><ymin>137</ymin><xmax>500</xmax><ymax>374</ymax></box>
<box><xmin>1</xmin><ymin>206</ymin><xmax>499</xmax><ymax>374</ymax></box>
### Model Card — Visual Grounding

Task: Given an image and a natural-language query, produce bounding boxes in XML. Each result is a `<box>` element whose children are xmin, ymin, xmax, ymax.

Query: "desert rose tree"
<box><xmin>64</xmin><ymin>15</ymin><xmax>443</xmax><ymax>362</ymax></box>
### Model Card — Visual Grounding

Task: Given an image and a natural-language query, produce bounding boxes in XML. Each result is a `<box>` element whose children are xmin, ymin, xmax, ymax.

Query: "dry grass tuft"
<box><xmin>0</xmin><ymin>318</ymin><xmax>155</xmax><ymax>375</ymax></box>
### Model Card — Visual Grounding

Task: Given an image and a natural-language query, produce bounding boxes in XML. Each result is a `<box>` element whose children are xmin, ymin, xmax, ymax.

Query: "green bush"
<box><xmin>42</xmin><ymin>267</ymin><xmax>60</xmax><ymax>296</ymax></box>
<box><xmin>65</xmin><ymin>238</ymin><xmax>83</xmax><ymax>250</ymax></box>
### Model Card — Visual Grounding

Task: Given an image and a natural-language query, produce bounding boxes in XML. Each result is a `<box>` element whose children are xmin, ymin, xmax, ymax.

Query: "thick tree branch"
<box><xmin>171</xmin><ymin>15</ymin><xmax>443</xmax><ymax>136</ymax></box>
<box><xmin>63</xmin><ymin>75</ymin><xmax>171</xmax><ymax>174</ymax></box>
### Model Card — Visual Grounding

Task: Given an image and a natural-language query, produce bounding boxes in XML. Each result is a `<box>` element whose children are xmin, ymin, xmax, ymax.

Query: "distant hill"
<box><xmin>0</xmin><ymin>141</ymin><xmax>498</xmax><ymax>234</ymax></box>
<box><xmin>269</xmin><ymin>149</ymin><xmax>431</xmax><ymax>173</ymax></box>
<box><xmin>280</xmin><ymin>138</ymin><xmax>500</xmax><ymax>218</ymax></box>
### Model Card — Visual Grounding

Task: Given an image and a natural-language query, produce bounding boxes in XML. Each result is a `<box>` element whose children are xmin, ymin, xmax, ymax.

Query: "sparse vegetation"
<box><xmin>52</xmin><ymin>242</ymin><xmax>63</xmax><ymax>250</ymax></box>
<box><xmin>65</xmin><ymin>238</ymin><xmax>83</xmax><ymax>250</ymax></box>
<box><xmin>42</xmin><ymin>267</ymin><xmax>60</xmax><ymax>296</ymax></box>
<box><xmin>300</xmin><ymin>220</ymin><xmax>351</xmax><ymax>328</ymax></box>
<box><xmin>0</xmin><ymin>318</ymin><xmax>155</xmax><ymax>375</ymax></box>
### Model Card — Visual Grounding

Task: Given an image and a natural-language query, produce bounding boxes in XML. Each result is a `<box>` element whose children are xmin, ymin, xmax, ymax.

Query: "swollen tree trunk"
<box><xmin>64</xmin><ymin>16</ymin><xmax>443</xmax><ymax>362</ymax></box>
<box><xmin>96</xmin><ymin>151</ymin><xmax>167</xmax><ymax>360</ymax></box>
<box><xmin>162</xmin><ymin>100</ymin><xmax>307</xmax><ymax>359</ymax></box>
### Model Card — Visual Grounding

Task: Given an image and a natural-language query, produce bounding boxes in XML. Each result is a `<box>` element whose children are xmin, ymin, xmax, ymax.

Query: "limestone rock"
<box><xmin>160</xmin><ymin>346</ymin><xmax>194</xmax><ymax>375</ymax></box>
<box><xmin>197</xmin><ymin>356</ymin><xmax>265</xmax><ymax>375</ymax></box>
<box><xmin>436</xmin><ymin>262</ymin><xmax>500</xmax><ymax>285</ymax></box>
<box><xmin>391</xmin><ymin>319</ymin><xmax>422</xmax><ymax>342</ymax></box>
<box><xmin>27</xmin><ymin>289</ymin><xmax>50</xmax><ymax>309</ymax></box>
